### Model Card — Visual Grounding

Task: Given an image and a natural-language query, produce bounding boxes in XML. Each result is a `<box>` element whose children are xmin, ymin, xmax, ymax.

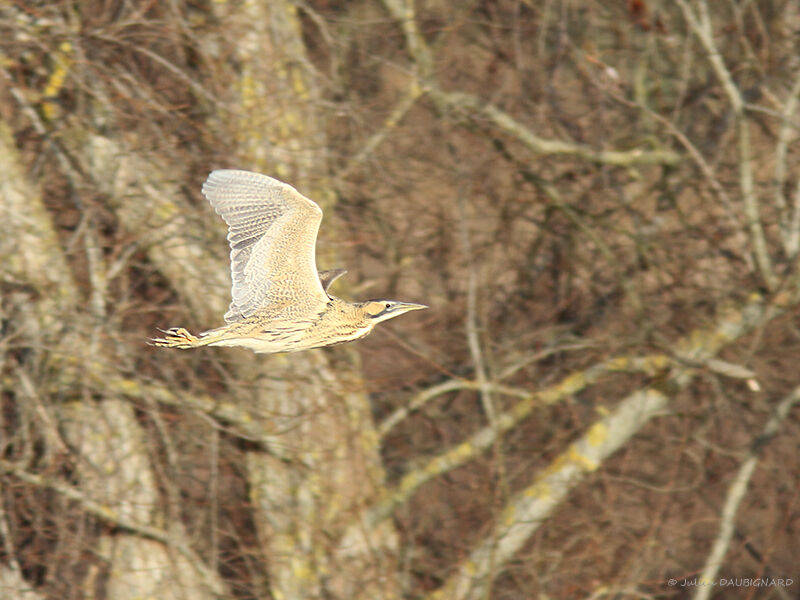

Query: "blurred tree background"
<box><xmin>1</xmin><ymin>1</ymin><xmax>799</xmax><ymax>598</ymax></box>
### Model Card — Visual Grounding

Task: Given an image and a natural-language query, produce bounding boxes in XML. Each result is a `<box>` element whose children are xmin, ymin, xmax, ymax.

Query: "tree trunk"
<box><xmin>205</xmin><ymin>2</ymin><xmax>399</xmax><ymax>598</ymax></box>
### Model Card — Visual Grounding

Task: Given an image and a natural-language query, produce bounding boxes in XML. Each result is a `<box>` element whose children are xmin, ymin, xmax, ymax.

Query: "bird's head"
<box><xmin>361</xmin><ymin>300</ymin><xmax>428</xmax><ymax>324</ymax></box>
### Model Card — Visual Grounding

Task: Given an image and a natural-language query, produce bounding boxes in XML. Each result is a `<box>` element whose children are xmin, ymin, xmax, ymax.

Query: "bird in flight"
<box><xmin>150</xmin><ymin>170</ymin><xmax>426</xmax><ymax>353</ymax></box>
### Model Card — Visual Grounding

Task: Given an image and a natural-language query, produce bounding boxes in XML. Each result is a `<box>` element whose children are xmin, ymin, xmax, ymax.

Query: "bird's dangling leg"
<box><xmin>149</xmin><ymin>327</ymin><xmax>202</xmax><ymax>349</ymax></box>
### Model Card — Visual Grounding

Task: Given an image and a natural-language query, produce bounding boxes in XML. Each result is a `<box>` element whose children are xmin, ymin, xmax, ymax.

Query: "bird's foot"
<box><xmin>149</xmin><ymin>327</ymin><xmax>199</xmax><ymax>349</ymax></box>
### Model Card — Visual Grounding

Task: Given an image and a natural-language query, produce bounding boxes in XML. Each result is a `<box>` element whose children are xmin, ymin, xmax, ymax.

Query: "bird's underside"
<box><xmin>153</xmin><ymin>321</ymin><xmax>334</xmax><ymax>354</ymax></box>
<box><xmin>152</xmin><ymin>281</ymin><xmax>369</xmax><ymax>354</ymax></box>
<box><xmin>150</xmin><ymin>298</ymin><xmax>401</xmax><ymax>354</ymax></box>
<box><xmin>150</xmin><ymin>170</ymin><xmax>426</xmax><ymax>354</ymax></box>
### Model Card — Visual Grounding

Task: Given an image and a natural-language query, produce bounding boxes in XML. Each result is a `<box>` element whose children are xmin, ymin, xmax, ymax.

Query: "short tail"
<box><xmin>149</xmin><ymin>327</ymin><xmax>204</xmax><ymax>349</ymax></box>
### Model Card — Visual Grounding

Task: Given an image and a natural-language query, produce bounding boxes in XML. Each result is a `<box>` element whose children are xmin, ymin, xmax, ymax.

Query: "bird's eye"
<box><xmin>385</xmin><ymin>302</ymin><xmax>391</xmax><ymax>309</ymax></box>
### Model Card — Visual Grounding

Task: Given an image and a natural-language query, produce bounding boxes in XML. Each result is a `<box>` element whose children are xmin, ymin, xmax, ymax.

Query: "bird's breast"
<box><xmin>349</xmin><ymin>324</ymin><xmax>374</xmax><ymax>339</ymax></box>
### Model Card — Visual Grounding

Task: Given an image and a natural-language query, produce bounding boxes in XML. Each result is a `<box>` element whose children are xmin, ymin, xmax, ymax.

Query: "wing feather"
<box><xmin>202</xmin><ymin>170</ymin><xmax>327</xmax><ymax>323</ymax></box>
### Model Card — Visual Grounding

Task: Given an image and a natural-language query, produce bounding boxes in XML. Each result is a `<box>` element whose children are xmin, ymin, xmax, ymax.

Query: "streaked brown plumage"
<box><xmin>150</xmin><ymin>170</ymin><xmax>426</xmax><ymax>353</ymax></box>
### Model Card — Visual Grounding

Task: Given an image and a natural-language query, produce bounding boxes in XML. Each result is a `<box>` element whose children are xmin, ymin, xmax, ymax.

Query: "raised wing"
<box><xmin>202</xmin><ymin>170</ymin><xmax>328</xmax><ymax>323</ymax></box>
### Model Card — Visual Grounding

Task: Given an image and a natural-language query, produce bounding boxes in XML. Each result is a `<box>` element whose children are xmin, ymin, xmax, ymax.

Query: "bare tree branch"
<box><xmin>430</xmin><ymin>387</ymin><xmax>668</xmax><ymax>600</ymax></box>
<box><xmin>432</xmin><ymin>88</ymin><xmax>681</xmax><ymax>166</ymax></box>
<box><xmin>773</xmin><ymin>72</ymin><xmax>800</xmax><ymax>257</ymax></box>
<box><xmin>0</xmin><ymin>459</ymin><xmax>224</xmax><ymax>597</ymax></box>
<box><xmin>429</xmin><ymin>285</ymin><xmax>788</xmax><ymax>600</ymax></box>
<box><xmin>693</xmin><ymin>385</ymin><xmax>800</xmax><ymax>600</ymax></box>
<box><xmin>676</xmin><ymin>0</ymin><xmax>776</xmax><ymax>289</ymax></box>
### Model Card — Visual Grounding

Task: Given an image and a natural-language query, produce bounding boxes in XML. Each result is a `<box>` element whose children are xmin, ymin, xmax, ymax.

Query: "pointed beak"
<box><xmin>372</xmin><ymin>301</ymin><xmax>428</xmax><ymax>324</ymax></box>
<box><xmin>395</xmin><ymin>302</ymin><xmax>428</xmax><ymax>312</ymax></box>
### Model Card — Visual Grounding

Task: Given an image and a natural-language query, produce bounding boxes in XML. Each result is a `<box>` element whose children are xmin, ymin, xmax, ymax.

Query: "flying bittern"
<box><xmin>150</xmin><ymin>170</ymin><xmax>427</xmax><ymax>353</ymax></box>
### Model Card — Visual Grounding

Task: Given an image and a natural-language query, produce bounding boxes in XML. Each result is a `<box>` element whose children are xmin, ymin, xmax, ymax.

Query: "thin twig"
<box><xmin>610</xmin><ymin>90</ymin><xmax>753</xmax><ymax>272</ymax></box>
<box><xmin>455</xmin><ymin>174</ymin><xmax>503</xmax><ymax>600</ymax></box>
<box><xmin>456</xmin><ymin>181</ymin><xmax>496</xmax><ymax>425</ymax></box>
<box><xmin>378</xmin><ymin>379</ymin><xmax>531</xmax><ymax>438</ymax></box>
<box><xmin>337</xmin><ymin>77</ymin><xmax>425</xmax><ymax>180</ymax></box>
<box><xmin>676</xmin><ymin>0</ymin><xmax>776</xmax><ymax>289</ymax></box>
<box><xmin>432</xmin><ymin>88</ymin><xmax>681</xmax><ymax>166</ymax></box>
<box><xmin>773</xmin><ymin>71</ymin><xmax>800</xmax><ymax>256</ymax></box>
<box><xmin>693</xmin><ymin>385</ymin><xmax>800</xmax><ymax>600</ymax></box>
